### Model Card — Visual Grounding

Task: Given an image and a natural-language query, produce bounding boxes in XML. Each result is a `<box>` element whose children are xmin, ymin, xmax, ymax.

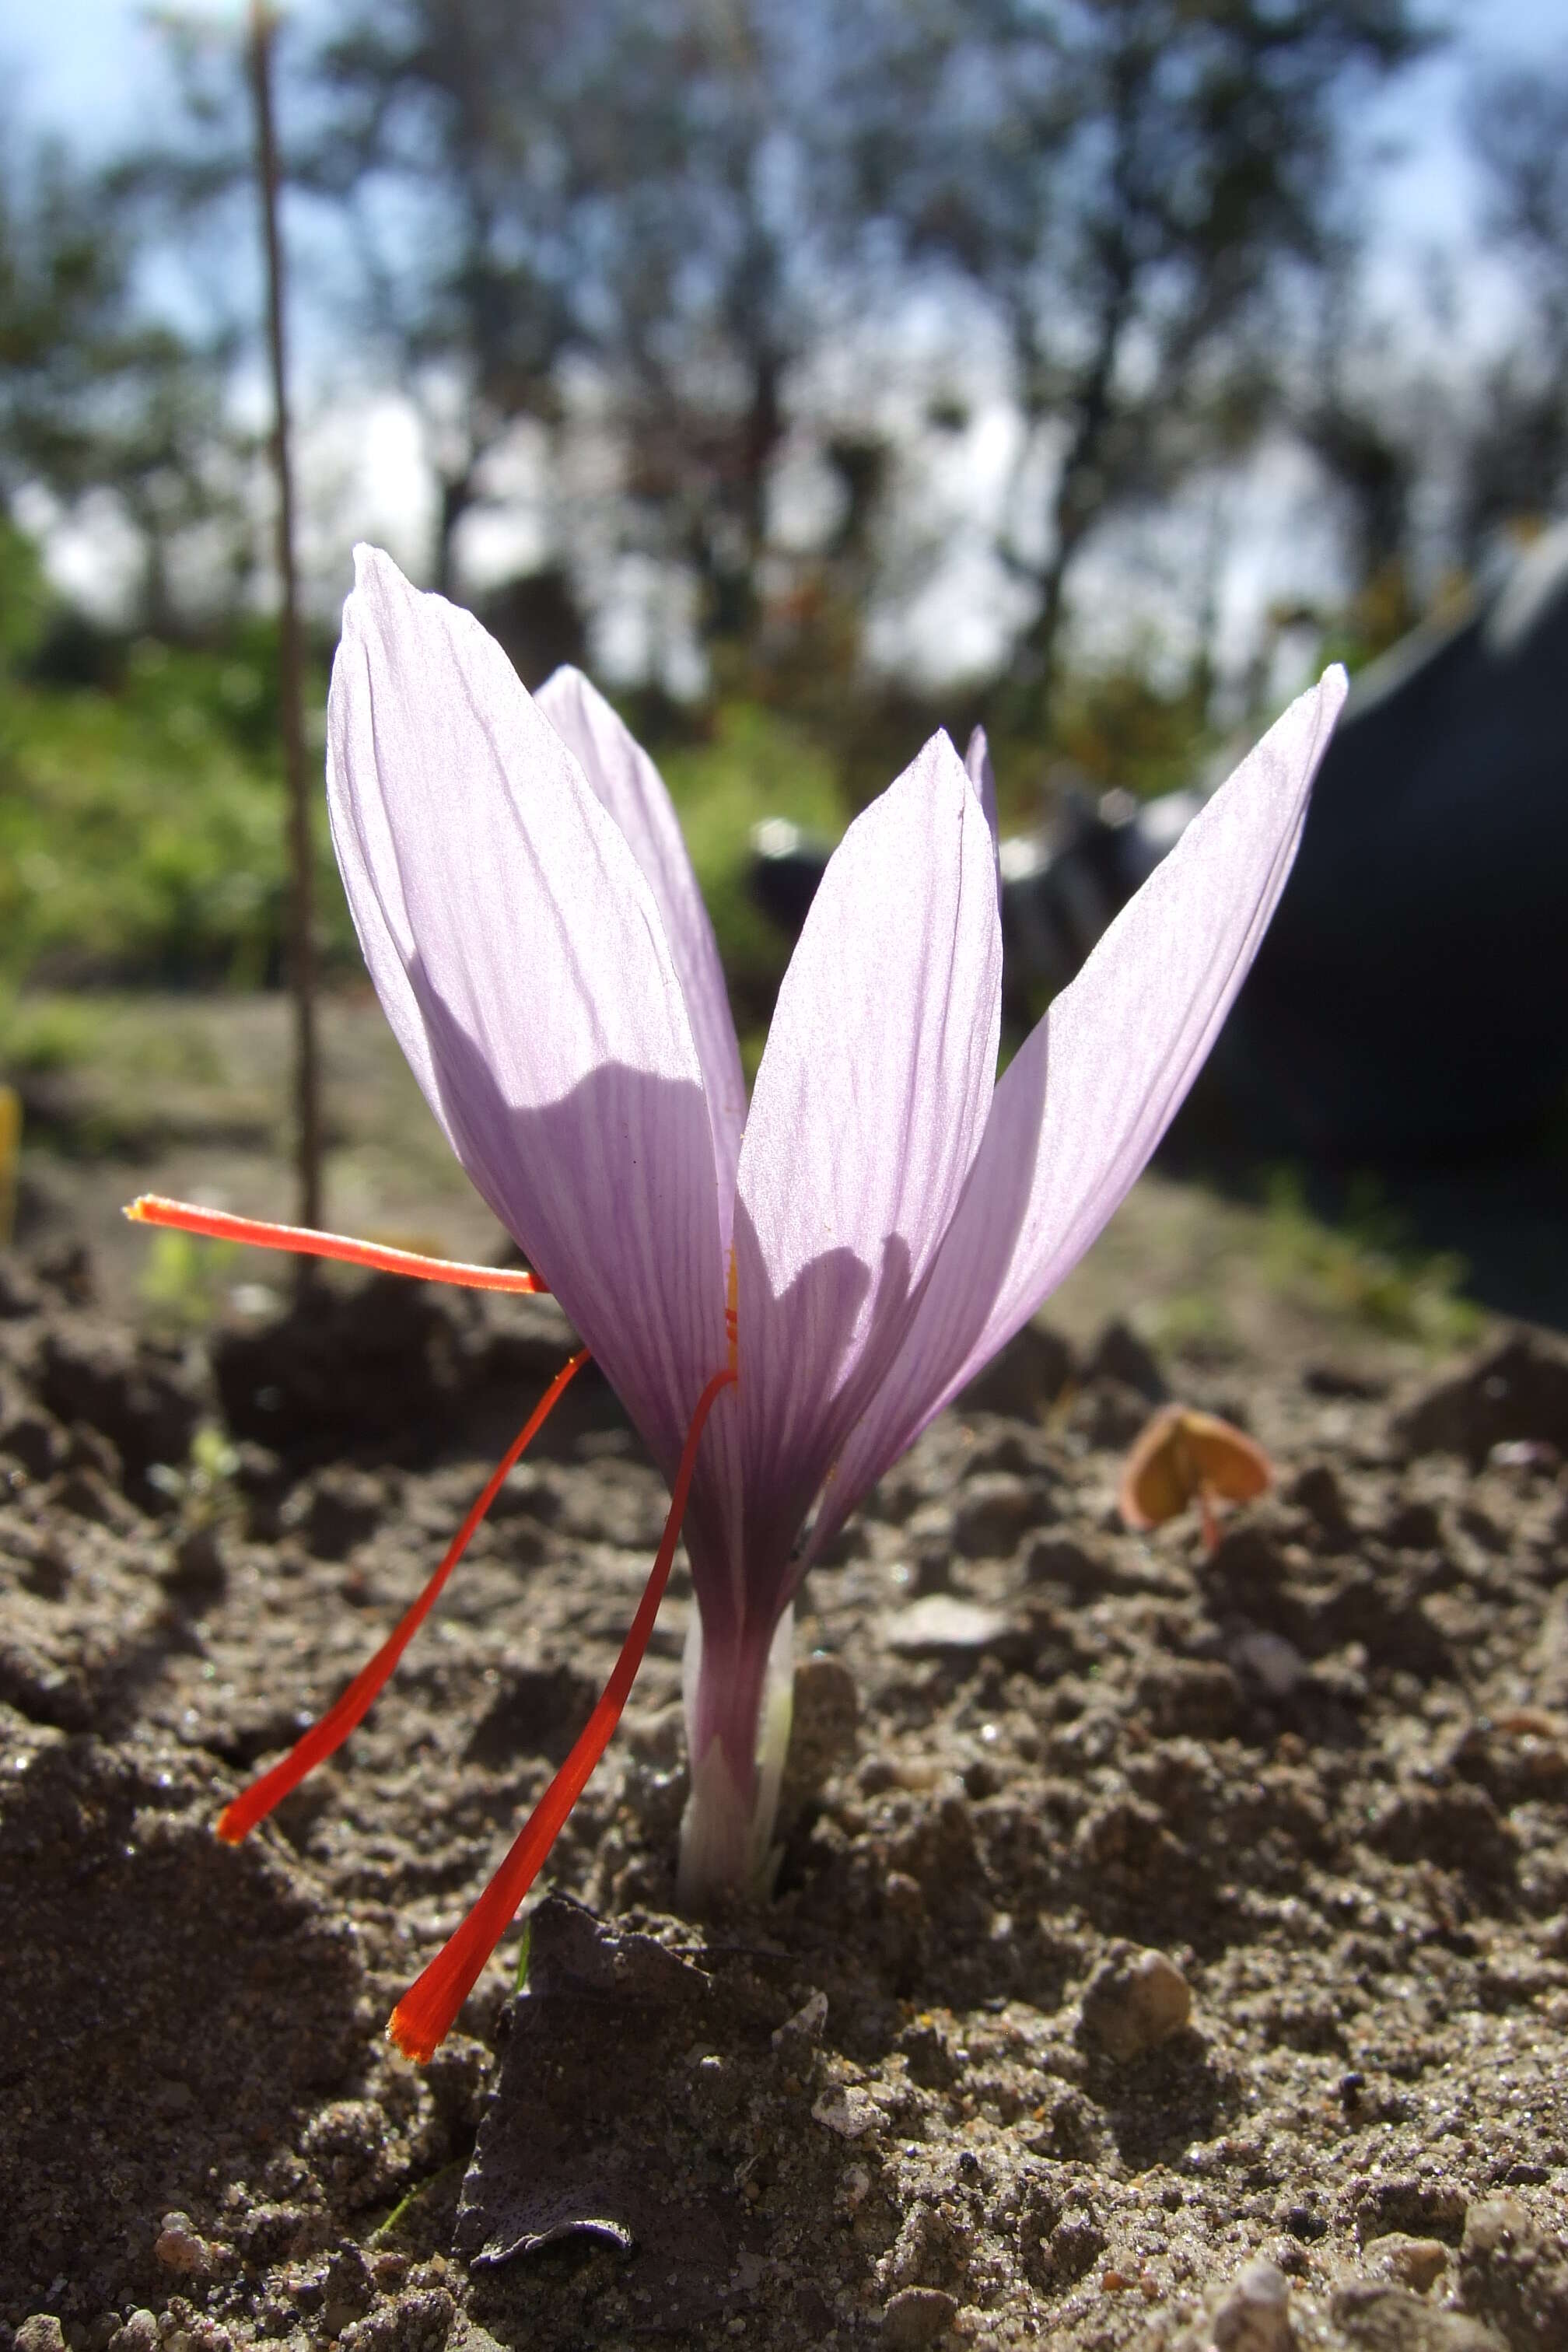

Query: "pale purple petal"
<box><xmin>695</xmin><ymin>729</ymin><xmax>1001</xmax><ymax>1622</ymax></box>
<box><xmin>964</xmin><ymin>723</ymin><xmax>999</xmax><ymax>864</ymax></box>
<box><xmin>536</xmin><ymin>665</ymin><xmax>747</xmax><ymax>1230</ymax></box>
<box><xmin>326</xmin><ymin>547</ymin><xmax>726</xmax><ymax>1482</ymax></box>
<box><xmin>807</xmin><ymin>668</ymin><xmax>1348</xmax><ymax>1555</ymax></box>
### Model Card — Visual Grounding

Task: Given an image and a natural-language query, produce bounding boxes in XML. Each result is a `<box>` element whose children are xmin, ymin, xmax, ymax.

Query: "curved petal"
<box><xmin>700</xmin><ymin>728</ymin><xmax>1001</xmax><ymax>1618</ymax></box>
<box><xmin>536</xmin><ymin>666</ymin><xmax>747</xmax><ymax>1232</ymax></box>
<box><xmin>964</xmin><ymin>723</ymin><xmax>1000</xmax><ymax>871</ymax></box>
<box><xmin>807</xmin><ymin>668</ymin><xmax>1347</xmax><ymax>1554</ymax></box>
<box><xmin>325</xmin><ymin>547</ymin><xmax>726</xmax><ymax>1482</ymax></box>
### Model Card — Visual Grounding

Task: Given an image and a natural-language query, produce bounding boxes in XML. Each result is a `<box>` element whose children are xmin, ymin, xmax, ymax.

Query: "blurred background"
<box><xmin>2</xmin><ymin>0</ymin><xmax>1565</xmax><ymax>1353</ymax></box>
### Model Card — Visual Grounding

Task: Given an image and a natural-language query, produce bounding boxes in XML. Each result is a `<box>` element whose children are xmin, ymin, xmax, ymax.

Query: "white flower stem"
<box><xmin>677</xmin><ymin>1603</ymin><xmax>795</xmax><ymax>1908</ymax></box>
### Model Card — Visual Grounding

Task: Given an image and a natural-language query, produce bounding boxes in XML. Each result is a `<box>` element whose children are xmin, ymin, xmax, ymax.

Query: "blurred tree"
<box><xmin>1283</xmin><ymin>234</ymin><xmax>1429</xmax><ymax>652</ymax></box>
<box><xmin>1460</xmin><ymin>52</ymin><xmax>1568</xmax><ymax>556</ymax></box>
<box><xmin>306</xmin><ymin>0</ymin><xmax>586</xmax><ymax>598</ymax></box>
<box><xmin>0</xmin><ymin>126</ymin><xmax>130</xmax><ymax>510</ymax></box>
<box><xmin>872</xmin><ymin>0</ymin><xmax>1427</xmax><ymax>716</ymax></box>
<box><xmin>310</xmin><ymin>0</ymin><xmax>901</xmax><ymax>646</ymax></box>
<box><xmin>1</xmin><ymin>114</ymin><xmax>247</xmax><ymax>632</ymax></box>
<box><xmin>584</xmin><ymin>0</ymin><xmax>900</xmax><ymax>647</ymax></box>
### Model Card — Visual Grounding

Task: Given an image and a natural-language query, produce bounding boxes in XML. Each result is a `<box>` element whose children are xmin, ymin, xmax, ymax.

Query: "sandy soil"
<box><xmin>4</xmin><ymin>1232</ymin><xmax>1568</xmax><ymax>2352</ymax></box>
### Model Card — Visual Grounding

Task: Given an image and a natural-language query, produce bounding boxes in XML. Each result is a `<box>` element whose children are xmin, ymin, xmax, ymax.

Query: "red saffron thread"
<box><xmin>217</xmin><ymin>1349</ymin><xmax>590</xmax><ymax>1843</ymax></box>
<box><xmin>387</xmin><ymin>1359</ymin><xmax>737</xmax><ymax>2063</ymax></box>
<box><xmin>126</xmin><ymin>1195</ymin><xmax>548</xmax><ymax>1294</ymax></box>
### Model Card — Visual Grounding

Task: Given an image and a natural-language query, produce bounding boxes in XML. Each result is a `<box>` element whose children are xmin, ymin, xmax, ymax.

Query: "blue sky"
<box><xmin>11</xmin><ymin>2</ymin><xmax>1566</xmax><ymax>314</ymax></box>
<box><xmin>9</xmin><ymin>2</ymin><xmax>1566</xmax><ymax>167</ymax></box>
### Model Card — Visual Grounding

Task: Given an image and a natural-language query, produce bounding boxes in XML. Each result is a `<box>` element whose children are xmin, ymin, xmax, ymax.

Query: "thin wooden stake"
<box><xmin>249</xmin><ymin>2</ymin><xmax>323</xmax><ymax>1247</ymax></box>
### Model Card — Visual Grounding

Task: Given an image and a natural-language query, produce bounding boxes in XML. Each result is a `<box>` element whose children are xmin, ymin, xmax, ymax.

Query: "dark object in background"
<box><xmin>747</xmin><ymin>525</ymin><xmax>1568</xmax><ymax>1160</ymax></box>
<box><xmin>1218</xmin><ymin>523</ymin><xmax>1568</xmax><ymax>1156</ymax></box>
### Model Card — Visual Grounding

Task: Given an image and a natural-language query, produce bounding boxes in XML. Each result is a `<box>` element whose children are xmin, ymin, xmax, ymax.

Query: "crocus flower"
<box><xmin>132</xmin><ymin>548</ymin><xmax>1344</xmax><ymax>2060</ymax></box>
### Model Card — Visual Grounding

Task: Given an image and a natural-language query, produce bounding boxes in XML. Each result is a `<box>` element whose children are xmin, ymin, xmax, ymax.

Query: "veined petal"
<box><xmin>807</xmin><ymin>668</ymin><xmax>1347</xmax><ymax>1553</ymax></box>
<box><xmin>326</xmin><ymin>547</ymin><xmax>726</xmax><ymax>1482</ymax></box>
<box><xmin>536</xmin><ymin>666</ymin><xmax>747</xmax><ymax>1231</ymax></box>
<box><xmin>709</xmin><ymin>728</ymin><xmax>1002</xmax><ymax>1615</ymax></box>
<box><xmin>964</xmin><ymin>724</ymin><xmax>1000</xmax><ymax>872</ymax></box>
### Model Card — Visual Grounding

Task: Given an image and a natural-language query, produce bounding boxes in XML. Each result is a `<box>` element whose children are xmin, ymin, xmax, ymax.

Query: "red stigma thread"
<box><xmin>387</xmin><ymin>1358</ymin><xmax>737</xmax><ymax>2064</ymax></box>
<box><xmin>126</xmin><ymin>1195</ymin><xmax>548</xmax><ymax>1295</ymax></box>
<box><xmin>217</xmin><ymin>1350</ymin><xmax>590</xmax><ymax>1843</ymax></box>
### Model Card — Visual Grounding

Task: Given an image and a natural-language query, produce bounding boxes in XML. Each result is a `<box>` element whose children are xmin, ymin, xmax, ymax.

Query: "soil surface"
<box><xmin>4</xmin><ymin>1235</ymin><xmax>1568</xmax><ymax>2352</ymax></box>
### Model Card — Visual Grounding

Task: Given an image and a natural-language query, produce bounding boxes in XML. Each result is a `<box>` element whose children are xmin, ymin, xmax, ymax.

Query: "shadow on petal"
<box><xmin>803</xmin><ymin>1026</ymin><xmax>1052</xmax><ymax>1558</ymax></box>
<box><xmin>404</xmin><ymin>959</ymin><xmax>730</xmax><ymax>1492</ymax></box>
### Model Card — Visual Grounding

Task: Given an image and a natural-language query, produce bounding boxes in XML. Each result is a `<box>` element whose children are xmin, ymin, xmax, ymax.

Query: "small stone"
<box><xmin>1080</xmin><ymin>1944</ymin><xmax>1192</xmax><ymax>2061</ymax></box>
<box><xmin>108</xmin><ymin>2316</ymin><xmax>160</xmax><ymax>2352</ymax></box>
<box><xmin>772</xmin><ymin>1989</ymin><xmax>828</xmax><ymax>2049</ymax></box>
<box><xmin>1368</xmin><ymin>2235</ymin><xmax>1449</xmax><ymax>2294</ymax></box>
<box><xmin>880</xmin><ymin>2287</ymin><xmax>959</xmax><ymax>2347</ymax></box>
<box><xmin>882</xmin><ymin>1594</ymin><xmax>1010</xmax><ymax>1658</ymax></box>
<box><xmin>811</xmin><ymin>2082</ymin><xmax>880</xmax><ymax>2139</ymax></box>
<box><xmin>838</xmin><ymin>2165</ymin><xmax>872</xmax><ymax>2213</ymax></box>
<box><xmin>16</xmin><ymin>2321</ymin><xmax>68</xmax><ymax>2352</ymax></box>
<box><xmin>153</xmin><ymin>2210</ymin><xmax>211</xmax><ymax>2276</ymax></box>
<box><xmin>1230</xmin><ymin>1628</ymin><xmax>1306</xmax><ymax>1699</ymax></box>
<box><xmin>1213</xmin><ymin>2259</ymin><xmax>1294</xmax><ymax>2352</ymax></box>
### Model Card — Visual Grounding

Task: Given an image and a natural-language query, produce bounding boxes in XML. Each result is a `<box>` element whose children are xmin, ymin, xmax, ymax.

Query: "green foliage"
<box><xmin>1261</xmin><ymin>1168</ymin><xmax>1482</xmax><ymax>1349</ymax></box>
<box><xmin>0</xmin><ymin>990</ymin><xmax>100</xmax><ymax>1073</ymax></box>
<box><xmin>1046</xmin><ymin>662</ymin><xmax>1215</xmax><ymax>803</ymax></box>
<box><xmin>0</xmin><ymin>516</ymin><xmax>51</xmax><ymax>667</ymax></box>
<box><xmin>1</xmin><ymin>626</ymin><xmax>352</xmax><ymax>992</ymax></box>
<box><xmin>646</xmin><ymin>699</ymin><xmax>843</xmax><ymax>1026</ymax></box>
<box><xmin>138</xmin><ymin>1227</ymin><xmax>241</xmax><ymax>1333</ymax></box>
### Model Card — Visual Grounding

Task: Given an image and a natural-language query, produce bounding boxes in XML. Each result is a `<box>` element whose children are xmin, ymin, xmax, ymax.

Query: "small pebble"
<box><xmin>1080</xmin><ymin>1944</ymin><xmax>1192</xmax><ymax>2061</ymax></box>
<box><xmin>107</xmin><ymin>2316</ymin><xmax>159</xmax><ymax>2352</ymax></box>
<box><xmin>16</xmin><ymin>2322</ymin><xmax>68</xmax><ymax>2352</ymax></box>
<box><xmin>154</xmin><ymin>2210</ymin><xmax>211</xmax><ymax>2277</ymax></box>
<box><xmin>880</xmin><ymin>2286</ymin><xmax>959</xmax><ymax>2346</ymax></box>
<box><xmin>838</xmin><ymin>2164</ymin><xmax>872</xmax><ymax>2213</ymax></box>
<box><xmin>811</xmin><ymin>2082</ymin><xmax>880</xmax><ymax>2139</ymax></box>
<box><xmin>772</xmin><ymin>1988</ymin><xmax>828</xmax><ymax>2049</ymax></box>
<box><xmin>1367</xmin><ymin>2233</ymin><xmax>1449</xmax><ymax>2293</ymax></box>
<box><xmin>1230</xmin><ymin>1628</ymin><xmax>1306</xmax><ymax>1699</ymax></box>
<box><xmin>882</xmin><ymin>1595</ymin><xmax>1012</xmax><ymax>1657</ymax></box>
<box><xmin>1212</xmin><ymin>2258</ymin><xmax>1295</xmax><ymax>2352</ymax></box>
